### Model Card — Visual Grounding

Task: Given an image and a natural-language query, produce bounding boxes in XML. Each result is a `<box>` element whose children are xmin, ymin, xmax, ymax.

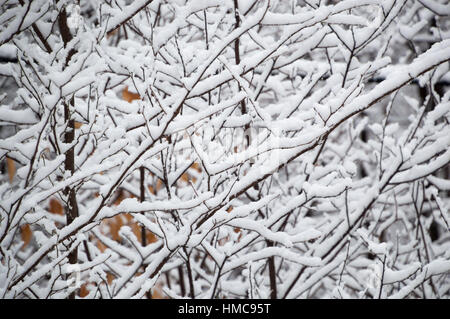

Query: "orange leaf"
<box><xmin>151</xmin><ymin>283</ymin><xmax>165</xmax><ymax>299</ymax></box>
<box><xmin>109</xmin><ymin>216</ymin><xmax>124</xmax><ymax>241</ymax></box>
<box><xmin>106</xmin><ymin>273</ymin><xmax>115</xmax><ymax>284</ymax></box>
<box><xmin>147</xmin><ymin>232</ymin><xmax>157</xmax><ymax>244</ymax></box>
<box><xmin>79</xmin><ymin>284</ymin><xmax>90</xmax><ymax>297</ymax></box>
<box><xmin>122</xmin><ymin>86</ymin><xmax>141</xmax><ymax>103</ymax></box>
<box><xmin>180</xmin><ymin>172</ymin><xmax>189</xmax><ymax>183</ymax></box>
<box><xmin>131</xmin><ymin>222</ymin><xmax>141</xmax><ymax>242</ymax></box>
<box><xmin>96</xmin><ymin>239</ymin><xmax>107</xmax><ymax>253</ymax></box>
<box><xmin>191</xmin><ymin>162</ymin><xmax>201</xmax><ymax>172</ymax></box>
<box><xmin>49</xmin><ymin>198</ymin><xmax>64</xmax><ymax>215</ymax></box>
<box><xmin>156</xmin><ymin>179</ymin><xmax>163</xmax><ymax>191</ymax></box>
<box><xmin>6</xmin><ymin>157</ymin><xmax>15</xmax><ymax>183</ymax></box>
<box><xmin>21</xmin><ymin>224</ymin><xmax>32</xmax><ymax>247</ymax></box>
<box><xmin>123</xmin><ymin>213</ymin><xmax>133</xmax><ymax>222</ymax></box>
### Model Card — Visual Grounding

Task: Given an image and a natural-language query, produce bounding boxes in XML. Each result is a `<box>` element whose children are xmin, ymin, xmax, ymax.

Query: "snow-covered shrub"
<box><xmin>0</xmin><ymin>0</ymin><xmax>449</xmax><ymax>299</ymax></box>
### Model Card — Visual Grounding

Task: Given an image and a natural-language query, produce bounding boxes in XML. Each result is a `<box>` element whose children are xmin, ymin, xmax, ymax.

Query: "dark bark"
<box><xmin>177</xmin><ymin>266</ymin><xmax>186</xmax><ymax>297</ymax></box>
<box><xmin>233</xmin><ymin>0</ymin><xmax>250</xmax><ymax>148</ymax></box>
<box><xmin>139</xmin><ymin>166</ymin><xmax>147</xmax><ymax>247</ymax></box>
<box><xmin>266</xmin><ymin>240</ymin><xmax>277</xmax><ymax>299</ymax></box>
<box><xmin>58</xmin><ymin>6</ymin><xmax>78</xmax><ymax>299</ymax></box>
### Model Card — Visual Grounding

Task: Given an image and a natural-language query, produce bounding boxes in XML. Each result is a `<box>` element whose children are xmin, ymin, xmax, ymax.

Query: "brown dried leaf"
<box><xmin>49</xmin><ymin>198</ymin><xmax>64</xmax><ymax>215</ymax></box>
<box><xmin>7</xmin><ymin>157</ymin><xmax>15</xmax><ymax>183</ymax></box>
<box><xmin>122</xmin><ymin>86</ymin><xmax>141</xmax><ymax>103</ymax></box>
<box><xmin>21</xmin><ymin>224</ymin><xmax>32</xmax><ymax>247</ymax></box>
